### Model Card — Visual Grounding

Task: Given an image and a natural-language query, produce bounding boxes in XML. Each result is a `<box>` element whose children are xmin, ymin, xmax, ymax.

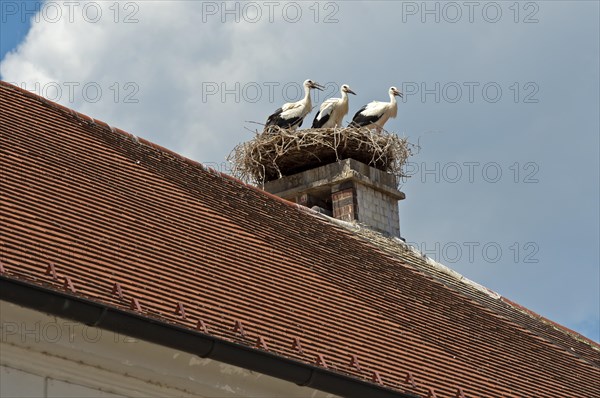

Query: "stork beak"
<box><xmin>311</xmin><ymin>82</ymin><xmax>324</xmax><ymax>91</ymax></box>
<box><xmin>347</xmin><ymin>88</ymin><xmax>356</xmax><ymax>95</ymax></box>
<box><xmin>394</xmin><ymin>89</ymin><xmax>403</xmax><ymax>98</ymax></box>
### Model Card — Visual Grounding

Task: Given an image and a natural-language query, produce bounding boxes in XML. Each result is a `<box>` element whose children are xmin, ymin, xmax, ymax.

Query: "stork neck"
<box><xmin>389</xmin><ymin>92</ymin><xmax>397</xmax><ymax>105</ymax></box>
<box><xmin>304</xmin><ymin>85</ymin><xmax>312</xmax><ymax>107</ymax></box>
<box><xmin>341</xmin><ymin>90</ymin><xmax>348</xmax><ymax>103</ymax></box>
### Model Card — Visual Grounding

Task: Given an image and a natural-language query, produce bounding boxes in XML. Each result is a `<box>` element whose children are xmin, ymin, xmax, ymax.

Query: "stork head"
<box><xmin>341</xmin><ymin>84</ymin><xmax>356</xmax><ymax>95</ymax></box>
<box><xmin>304</xmin><ymin>79</ymin><xmax>324</xmax><ymax>91</ymax></box>
<box><xmin>390</xmin><ymin>86</ymin><xmax>403</xmax><ymax>98</ymax></box>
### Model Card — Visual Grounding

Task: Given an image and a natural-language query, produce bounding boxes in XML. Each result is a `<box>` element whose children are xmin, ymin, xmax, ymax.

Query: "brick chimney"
<box><xmin>263</xmin><ymin>159</ymin><xmax>405</xmax><ymax>237</ymax></box>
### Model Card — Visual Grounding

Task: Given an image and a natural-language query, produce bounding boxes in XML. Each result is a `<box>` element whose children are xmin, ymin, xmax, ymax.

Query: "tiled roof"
<box><xmin>1</xmin><ymin>80</ymin><xmax>599</xmax><ymax>397</ymax></box>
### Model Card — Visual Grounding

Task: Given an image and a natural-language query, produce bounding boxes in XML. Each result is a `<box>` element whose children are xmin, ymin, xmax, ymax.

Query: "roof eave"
<box><xmin>0</xmin><ymin>276</ymin><xmax>417</xmax><ymax>398</ymax></box>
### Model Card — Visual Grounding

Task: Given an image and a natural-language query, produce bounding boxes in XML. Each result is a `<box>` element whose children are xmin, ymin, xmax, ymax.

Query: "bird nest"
<box><xmin>228</xmin><ymin>126</ymin><xmax>415</xmax><ymax>186</ymax></box>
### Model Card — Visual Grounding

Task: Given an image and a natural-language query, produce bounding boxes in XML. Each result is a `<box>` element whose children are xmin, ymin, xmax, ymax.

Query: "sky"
<box><xmin>1</xmin><ymin>1</ymin><xmax>599</xmax><ymax>342</ymax></box>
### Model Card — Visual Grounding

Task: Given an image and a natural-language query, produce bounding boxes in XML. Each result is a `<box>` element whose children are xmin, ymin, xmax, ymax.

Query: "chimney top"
<box><xmin>263</xmin><ymin>158</ymin><xmax>404</xmax><ymax>237</ymax></box>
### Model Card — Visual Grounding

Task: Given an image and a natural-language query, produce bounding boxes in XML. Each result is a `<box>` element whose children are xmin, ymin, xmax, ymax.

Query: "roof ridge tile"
<box><xmin>501</xmin><ymin>296</ymin><xmax>600</xmax><ymax>351</ymax></box>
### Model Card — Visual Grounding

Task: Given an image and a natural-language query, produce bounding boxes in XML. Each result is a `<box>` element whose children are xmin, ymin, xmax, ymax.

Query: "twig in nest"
<box><xmin>227</xmin><ymin>126</ymin><xmax>415</xmax><ymax>187</ymax></box>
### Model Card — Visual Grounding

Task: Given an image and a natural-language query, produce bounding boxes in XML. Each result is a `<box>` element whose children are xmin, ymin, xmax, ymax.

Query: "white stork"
<box><xmin>349</xmin><ymin>86</ymin><xmax>403</xmax><ymax>131</ymax></box>
<box><xmin>265</xmin><ymin>79</ymin><xmax>323</xmax><ymax>131</ymax></box>
<box><xmin>311</xmin><ymin>84</ymin><xmax>356</xmax><ymax>128</ymax></box>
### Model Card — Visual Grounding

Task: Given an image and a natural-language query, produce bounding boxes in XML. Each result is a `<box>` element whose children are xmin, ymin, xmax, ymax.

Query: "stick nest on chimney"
<box><xmin>228</xmin><ymin>126</ymin><xmax>415</xmax><ymax>186</ymax></box>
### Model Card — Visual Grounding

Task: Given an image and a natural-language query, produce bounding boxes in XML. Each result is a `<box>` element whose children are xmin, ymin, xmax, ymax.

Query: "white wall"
<box><xmin>1</xmin><ymin>365</ymin><xmax>125</xmax><ymax>398</ymax></box>
<box><xmin>0</xmin><ymin>300</ymin><xmax>337</xmax><ymax>398</ymax></box>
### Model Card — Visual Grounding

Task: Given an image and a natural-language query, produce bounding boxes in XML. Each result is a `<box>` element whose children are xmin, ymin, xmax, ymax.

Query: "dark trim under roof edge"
<box><xmin>0</xmin><ymin>276</ymin><xmax>417</xmax><ymax>398</ymax></box>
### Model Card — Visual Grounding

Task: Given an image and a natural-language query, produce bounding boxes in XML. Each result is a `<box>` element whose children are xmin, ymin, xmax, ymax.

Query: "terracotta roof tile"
<box><xmin>1</xmin><ymin>81</ymin><xmax>599</xmax><ymax>397</ymax></box>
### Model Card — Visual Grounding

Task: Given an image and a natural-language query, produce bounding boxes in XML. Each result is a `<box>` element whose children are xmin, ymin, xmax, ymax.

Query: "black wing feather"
<box><xmin>266</xmin><ymin>108</ymin><xmax>283</xmax><ymax>126</ymax></box>
<box><xmin>265</xmin><ymin>108</ymin><xmax>304</xmax><ymax>129</ymax></box>
<box><xmin>312</xmin><ymin>110</ymin><xmax>330</xmax><ymax>128</ymax></box>
<box><xmin>349</xmin><ymin>105</ymin><xmax>382</xmax><ymax>127</ymax></box>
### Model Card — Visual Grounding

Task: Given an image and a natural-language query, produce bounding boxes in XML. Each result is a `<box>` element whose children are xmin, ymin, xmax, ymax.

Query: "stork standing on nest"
<box><xmin>264</xmin><ymin>79</ymin><xmax>323</xmax><ymax>131</ymax></box>
<box><xmin>311</xmin><ymin>84</ymin><xmax>356</xmax><ymax>128</ymax></box>
<box><xmin>349</xmin><ymin>86</ymin><xmax>403</xmax><ymax>132</ymax></box>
